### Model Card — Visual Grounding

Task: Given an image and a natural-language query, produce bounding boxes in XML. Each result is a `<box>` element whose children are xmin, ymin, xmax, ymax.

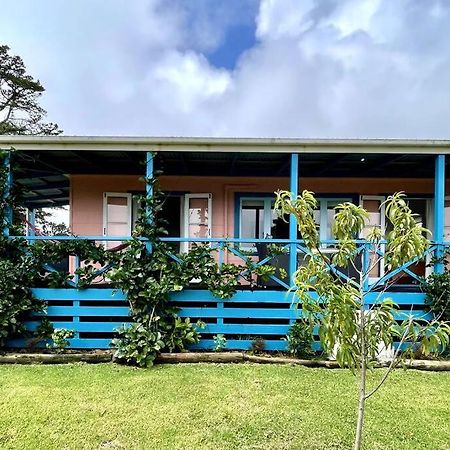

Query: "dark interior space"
<box><xmin>10</xmin><ymin>150</ymin><xmax>439</xmax><ymax>207</ymax></box>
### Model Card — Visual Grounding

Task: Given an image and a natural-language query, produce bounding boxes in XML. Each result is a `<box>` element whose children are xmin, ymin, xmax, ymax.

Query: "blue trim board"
<box><xmin>289</xmin><ymin>154</ymin><xmax>299</xmax><ymax>286</ymax></box>
<box><xmin>31</xmin><ymin>288</ymin><xmax>426</xmax><ymax>305</ymax></box>
<box><xmin>434</xmin><ymin>154</ymin><xmax>446</xmax><ymax>273</ymax></box>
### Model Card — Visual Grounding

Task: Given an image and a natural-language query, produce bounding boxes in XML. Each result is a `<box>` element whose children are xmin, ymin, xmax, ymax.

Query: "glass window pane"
<box><xmin>362</xmin><ymin>200</ymin><xmax>381</xmax><ymax>238</ymax></box>
<box><xmin>107</xmin><ymin>197</ymin><xmax>129</xmax><ymax>224</ymax></box>
<box><xmin>241</xmin><ymin>200</ymin><xmax>265</xmax><ymax>239</ymax></box>
<box><xmin>188</xmin><ymin>198</ymin><xmax>209</xmax><ymax>225</ymax></box>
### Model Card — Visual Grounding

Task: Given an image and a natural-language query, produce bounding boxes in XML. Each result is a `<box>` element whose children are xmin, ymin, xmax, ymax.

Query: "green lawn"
<box><xmin>0</xmin><ymin>363</ymin><xmax>449</xmax><ymax>450</ymax></box>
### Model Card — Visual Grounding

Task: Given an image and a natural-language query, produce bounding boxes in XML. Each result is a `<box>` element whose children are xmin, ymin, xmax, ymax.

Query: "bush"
<box><xmin>423</xmin><ymin>272</ymin><xmax>450</xmax><ymax>322</ymax></box>
<box><xmin>112</xmin><ymin>324</ymin><xmax>165</xmax><ymax>368</ymax></box>
<box><xmin>213</xmin><ymin>334</ymin><xmax>227</xmax><ymax>352</ymax></box>
<box><xmin>112</xmin><ymin>318</ymin><xmax>203</xmax><ymax>368</ymax></box>
<box><xmin>0</xmin><ymin>258</ymin><xmax>42</xmax><ymax>346</ymax></box>
<box><xmin>285</xmin><ymin>320</ymin><xmax>315</xmax><ymax>358</ymax></box>
<box><xmin>47</xmin><ymin>328</ymin><xmax>75</xmax><ymax>353</ymax></box>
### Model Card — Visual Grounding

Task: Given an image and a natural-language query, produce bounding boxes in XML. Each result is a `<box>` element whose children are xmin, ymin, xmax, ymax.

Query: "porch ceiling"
<box><xmin>10</xmin><ymin>150</ymin><xmax>438</xmax><ymax>207</ymax></box>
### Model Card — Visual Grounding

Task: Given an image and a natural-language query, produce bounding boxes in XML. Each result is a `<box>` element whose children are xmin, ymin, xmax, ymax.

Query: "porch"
<box><xmin>2</xmin><ymin>136</ymin><xmax>450</xmax><ymax>350</ymax></box>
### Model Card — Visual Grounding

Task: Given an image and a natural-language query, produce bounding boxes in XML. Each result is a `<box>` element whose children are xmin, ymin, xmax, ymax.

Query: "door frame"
<box><xmin>102</xmin><ymin>192</ymin><xmax>133</xmax><ymax>237</ymax></box>
<box><xmin>182</xmin><ymin>193</ymin><xmax>212</xmax><ymax>253</ymax></box>
<box><xmin>361</xmin><ymin>195</ymin><xmax>386</xmax><ymax>282</ymax></box>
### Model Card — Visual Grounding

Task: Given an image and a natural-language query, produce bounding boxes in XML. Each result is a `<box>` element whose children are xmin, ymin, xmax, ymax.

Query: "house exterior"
<box><xmin>1</xmin><ymin>136</ymin><xmax>450</xmax><ymax>350</ymax></box>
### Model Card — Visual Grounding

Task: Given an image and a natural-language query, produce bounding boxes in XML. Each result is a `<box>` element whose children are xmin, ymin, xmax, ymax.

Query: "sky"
<box><xmin>1</xmin><ymin>0</ymin><xmax>450</xmax><ymax>138</ymax></box>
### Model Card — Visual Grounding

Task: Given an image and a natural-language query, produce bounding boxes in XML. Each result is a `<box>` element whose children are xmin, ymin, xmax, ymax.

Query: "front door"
<box><xmin>103</xmin><ymin>193</ymin><xmax>132</xmax><ymax>249</ymax></box>
<box><xmin>182</xmin><ymin>194</ymin><xmax>212</xmax><ymax>253</ymax></box>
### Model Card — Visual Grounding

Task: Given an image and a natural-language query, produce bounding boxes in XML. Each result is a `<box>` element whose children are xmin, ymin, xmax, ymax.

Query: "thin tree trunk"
<box><xmin>354</xmin><ymin>353</ymin><xmax>366</xmax><ymax>450</ymax></box>
<box><xmin>354</xmin><ymin>306</ymin><xmax>367</xmax><ymax>450</ymax></box>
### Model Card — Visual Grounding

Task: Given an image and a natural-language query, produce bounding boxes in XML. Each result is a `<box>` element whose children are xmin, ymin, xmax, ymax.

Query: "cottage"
<box><xmin>1</xmin><ymin>136</ymin><xmax>449</xmax><ymax>350</ymax></box>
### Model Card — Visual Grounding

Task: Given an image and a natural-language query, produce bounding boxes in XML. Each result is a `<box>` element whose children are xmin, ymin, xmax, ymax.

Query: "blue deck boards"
<box><xmin>11</xmin><ymin>288</ymin><xmax>430</xmax><ymax>351</ymax></box>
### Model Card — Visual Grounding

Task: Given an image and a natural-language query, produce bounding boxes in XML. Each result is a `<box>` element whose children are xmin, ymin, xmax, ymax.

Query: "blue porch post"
<box><xmin>289</xmin><ymin>153</ymin><xmax>299</xmax><ymax>287</ymax></box>
<box><xmin>434</xmin><ymin>154</ymin><xmax>446</xmax><ymax>274</ymax></box>
<box><xmin>145</xmin><ymin>151</ymin><xmax>154</xmax><ymax>252</ymax></box>
<box><xmin>27</xmin><ymin>208</ymin><xmax>35</xmax><ymax>244</ymax></box>
<box><xmin>2</xmin><ymin>151</ymin><xmax>12</xmax><ymax>237</ymax></box>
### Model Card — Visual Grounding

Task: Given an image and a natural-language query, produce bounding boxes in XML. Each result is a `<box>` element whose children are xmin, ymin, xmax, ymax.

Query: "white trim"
<box><xmin>102</xmin><ymin>192</ymin><xmax>132</xmax><ymax>237</ymax></box>
<box><xmin>182</xmin><ymin>193</ymin><xmax>212</xmax><ymax>253</ymax></box>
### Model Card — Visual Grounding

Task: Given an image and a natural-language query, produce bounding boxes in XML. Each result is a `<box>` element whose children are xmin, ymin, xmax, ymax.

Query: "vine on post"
<box><xmin>1</xmin><ymin>156</ymin><xmax>274</xmax><ymax>364</ymax></box>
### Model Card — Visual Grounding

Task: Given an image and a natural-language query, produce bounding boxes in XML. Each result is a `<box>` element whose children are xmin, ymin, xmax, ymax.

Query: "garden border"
<box><xmin>0</xmin><ymin>352</ymin><xmax>449</xmax><ymax>370</ymax></box>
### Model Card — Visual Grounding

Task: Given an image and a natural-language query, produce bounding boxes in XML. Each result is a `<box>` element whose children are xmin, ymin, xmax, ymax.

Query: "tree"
<box><xmin>274</xmin><ymin>190</ymin><xmax>450</xmax><ymax>450</ymax></box>
<box><xmin>0</xmin><ymin>45</ymin><xmax>60</xmax><ymax>135</ymax></box>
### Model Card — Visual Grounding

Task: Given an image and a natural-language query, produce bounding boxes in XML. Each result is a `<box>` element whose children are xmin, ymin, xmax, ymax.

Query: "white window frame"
<box><xmin>182</xmin><ymin>193</ymin><xmax>212</xmax><ymax>253</ymax></box>
<box><xmin>361</xmin><ymin>195</ymin><xmax>386</xmax><ymax>281</ymax></box>
<box><xmin>238</xmin><ymin>195</ymin><xmax>351</xmax><ymax>251</ymax></box>
<box><xmin>239</xmin><ymin>197</ymin><xmax>273</xmax><ymax>240</ymax></box>
<box><xmin>317</xmin><ymin>197</ymin><xmax>352</xmax><ymax>245</ymax></box>
<box><xmin>102</xmin><ymin>192</ymin><xmax>132</xmax><ymax>237</ymax></box>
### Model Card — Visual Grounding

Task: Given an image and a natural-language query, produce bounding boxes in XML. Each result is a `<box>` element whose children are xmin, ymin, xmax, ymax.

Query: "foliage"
<box><xmin>1</xmin><ymin>158</ymin><xmax>273</xmax><ymax>362</ymax></box>
<box><xmin>423</xmin><ymin>272</ymin><xmax>450</xmax><ymax>322</ymax></box>
<box><xmin>46</xmin><ymin>328</ymin><xmax>75</xmax><ymax>353</ymax></box>
<box><xmin>250</xmin><ymin>336</ymin><xmax>266</xmax><ymax>354</ymax></box>
<box><xmin>274</xmin><ymin>189</ymin><xmax>450</xmax><ymax>450</ymax></box>
<box><xmin>108</xmin><ymin>179</ymin><xmax>278</xmax><ymax>367</ymax></box>
<box><xmin>213</xmin><ymin>334</ymin><xmax>227</xmax><ymax>352</ymax></box>
<box><xmin>285</xmin><ymin>320</ymin><xmax>315</xmax><ymax>358</ymax></box>
<box><xmin>34</xmin><ymin>207</ymin><xmax>70</xmax><ymax>235</ymax></box>
<box><xmin>164</xmin><ymin>317</ymin><xmax>205</xmax><ymax>353</ymax></box>
<box><xmin>0</xmin><ymin>45</ymin><xmax>60</xmax><ymax>135</ymax></box>
<box><xmin>0</xmin><ymin>258</ymin><xmax>42</xmax><ymax>347</ymax></box>
<box><xmin>112</xmin><ymin>323</ymin><xmax>165</xmax><ymax>367</ymax></box>
<box><xmin>422</xmin><ymin>254</ymin><xmax>450</xmax><ymax>323</ymax></box>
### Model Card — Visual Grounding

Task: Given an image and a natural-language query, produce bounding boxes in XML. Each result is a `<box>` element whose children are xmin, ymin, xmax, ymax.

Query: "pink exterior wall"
<box><xmin>70</xmin><ymin>175</ymin><xmax>144</xmax><ymax>236</ymax></box>
<box><xmin>71</xmin><ymin>174</ymin><xmax>436</xmax><ymax>238</ymax></box>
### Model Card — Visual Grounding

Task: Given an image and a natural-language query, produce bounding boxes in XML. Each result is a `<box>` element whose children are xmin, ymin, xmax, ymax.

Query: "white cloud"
<box><xmin>1</xmin><ymin>0</ymin><xmax>450</xmax><ymax>138</ymax></box>
<box><xmin>151</xmin><ymin>51</ymin><xmax>231</xmax><ymax>113</ymax></box>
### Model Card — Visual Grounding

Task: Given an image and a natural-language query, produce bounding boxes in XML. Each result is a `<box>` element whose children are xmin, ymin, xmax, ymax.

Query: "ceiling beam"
<box><xmin>315</xmin><ymin>155</ymin><xmax>347</xmax><ymax>176</ymax></box>
<box><xmin>17</xmin><ymin>180</ymin><xmax>70</xmax><ymax>191</ymax></box>
<box><xmin>373</xmin><ymin>154</ymin><xmax>407</xmax><ymax>170</ymax></box>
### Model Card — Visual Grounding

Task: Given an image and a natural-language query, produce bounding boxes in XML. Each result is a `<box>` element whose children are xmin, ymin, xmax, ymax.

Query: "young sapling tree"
<box><xmin>274</xmin><ymin>190</ymin><xmax>450</xmax><ymax>450</ymax></box>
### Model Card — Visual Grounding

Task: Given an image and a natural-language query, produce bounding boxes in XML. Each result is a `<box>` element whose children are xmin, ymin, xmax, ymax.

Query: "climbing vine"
<box><xmin>0</xmin><ymin>150</ymin><xmax>44</xmax><ymax>347</ymax></box>
<box><xmin>1</xmin><ymin>153</ymin><xmax>273</xmax><ymax>364</ymax></box>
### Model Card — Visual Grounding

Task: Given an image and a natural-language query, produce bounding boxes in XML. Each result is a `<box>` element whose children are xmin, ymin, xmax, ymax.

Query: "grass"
<box><xmin>0</xmin><ymin>363</ymin><xmax>449</xmax><ymax>450</ymax></box>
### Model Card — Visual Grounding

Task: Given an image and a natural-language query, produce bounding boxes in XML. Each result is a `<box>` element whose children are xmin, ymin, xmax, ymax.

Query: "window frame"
<box><xmin>235</xmin><ymin>193</ymin><xmax>353</xmax><ymax>245</ymax></box>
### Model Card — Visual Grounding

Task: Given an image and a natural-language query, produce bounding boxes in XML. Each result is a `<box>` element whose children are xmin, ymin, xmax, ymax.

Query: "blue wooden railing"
<box><xmin>5</xmin><ymin>234</ymin><xmax>441</xmax><ymax>350</ymax></box>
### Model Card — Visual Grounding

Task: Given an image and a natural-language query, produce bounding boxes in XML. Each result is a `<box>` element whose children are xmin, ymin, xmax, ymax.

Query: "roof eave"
<box><xmin>1</xmin><ymin>136</ymin><xmax>450</xmax><ymax>154</ymax></box>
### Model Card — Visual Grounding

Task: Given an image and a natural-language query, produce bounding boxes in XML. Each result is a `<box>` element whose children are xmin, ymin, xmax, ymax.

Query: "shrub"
<box><xmin>0</xmin><ymin>257</ymin><xmax>42</xmax><ymax>346</ymax></box>
<box><xmin>285</xmin><ymin>320</ymin><xmax>314</xmax><ymax>358</ymax></box>
<box><xmin>213</xmin><ymin>334</ymin><xmax>227</xmax><ymax>352</ymax></box>
<box><xmin>423</xmin><ymin>271</ymin><xmax>450</xmax><ymax>322</ymax></box>
<box><xmin>47</xmin><ymin>328</ymin><xmax>75</xmax><ymax>353</ymax></box>
<box><xmin>112</xmin><ymin>318</ymin><xmax>203</xmax><ymax>368</ymax></box>
<box><xmin>112</xmin><ymin>324</ymin><xmax>165</xmax><ymax>367</ymax></box>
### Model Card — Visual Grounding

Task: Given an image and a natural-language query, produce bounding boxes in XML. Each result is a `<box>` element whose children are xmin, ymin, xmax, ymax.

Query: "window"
<box><xmin>238</xmin><ymin>195</ymin><xmax>350</xmax><ymax>247</ymax></box>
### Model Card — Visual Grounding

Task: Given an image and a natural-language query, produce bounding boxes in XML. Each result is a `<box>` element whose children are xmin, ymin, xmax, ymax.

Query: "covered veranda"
<box><xmin>1</xmin><ymin>136</ymin><xmax>449</xmax><ymax>349</ymax></box>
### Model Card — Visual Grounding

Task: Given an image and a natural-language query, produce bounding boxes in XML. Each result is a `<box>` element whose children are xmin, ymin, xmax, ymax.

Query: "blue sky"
<box><xmin>1</xmin><ymin>0</ymin><xmax>450</xmax><ymax>138</ymax></box>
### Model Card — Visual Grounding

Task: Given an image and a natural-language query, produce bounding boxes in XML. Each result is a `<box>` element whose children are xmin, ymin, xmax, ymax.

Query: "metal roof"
<box><xmin>1</xmin><ymin>135</ymin><xmax>450</xmax><ymax>154</ymax></box>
